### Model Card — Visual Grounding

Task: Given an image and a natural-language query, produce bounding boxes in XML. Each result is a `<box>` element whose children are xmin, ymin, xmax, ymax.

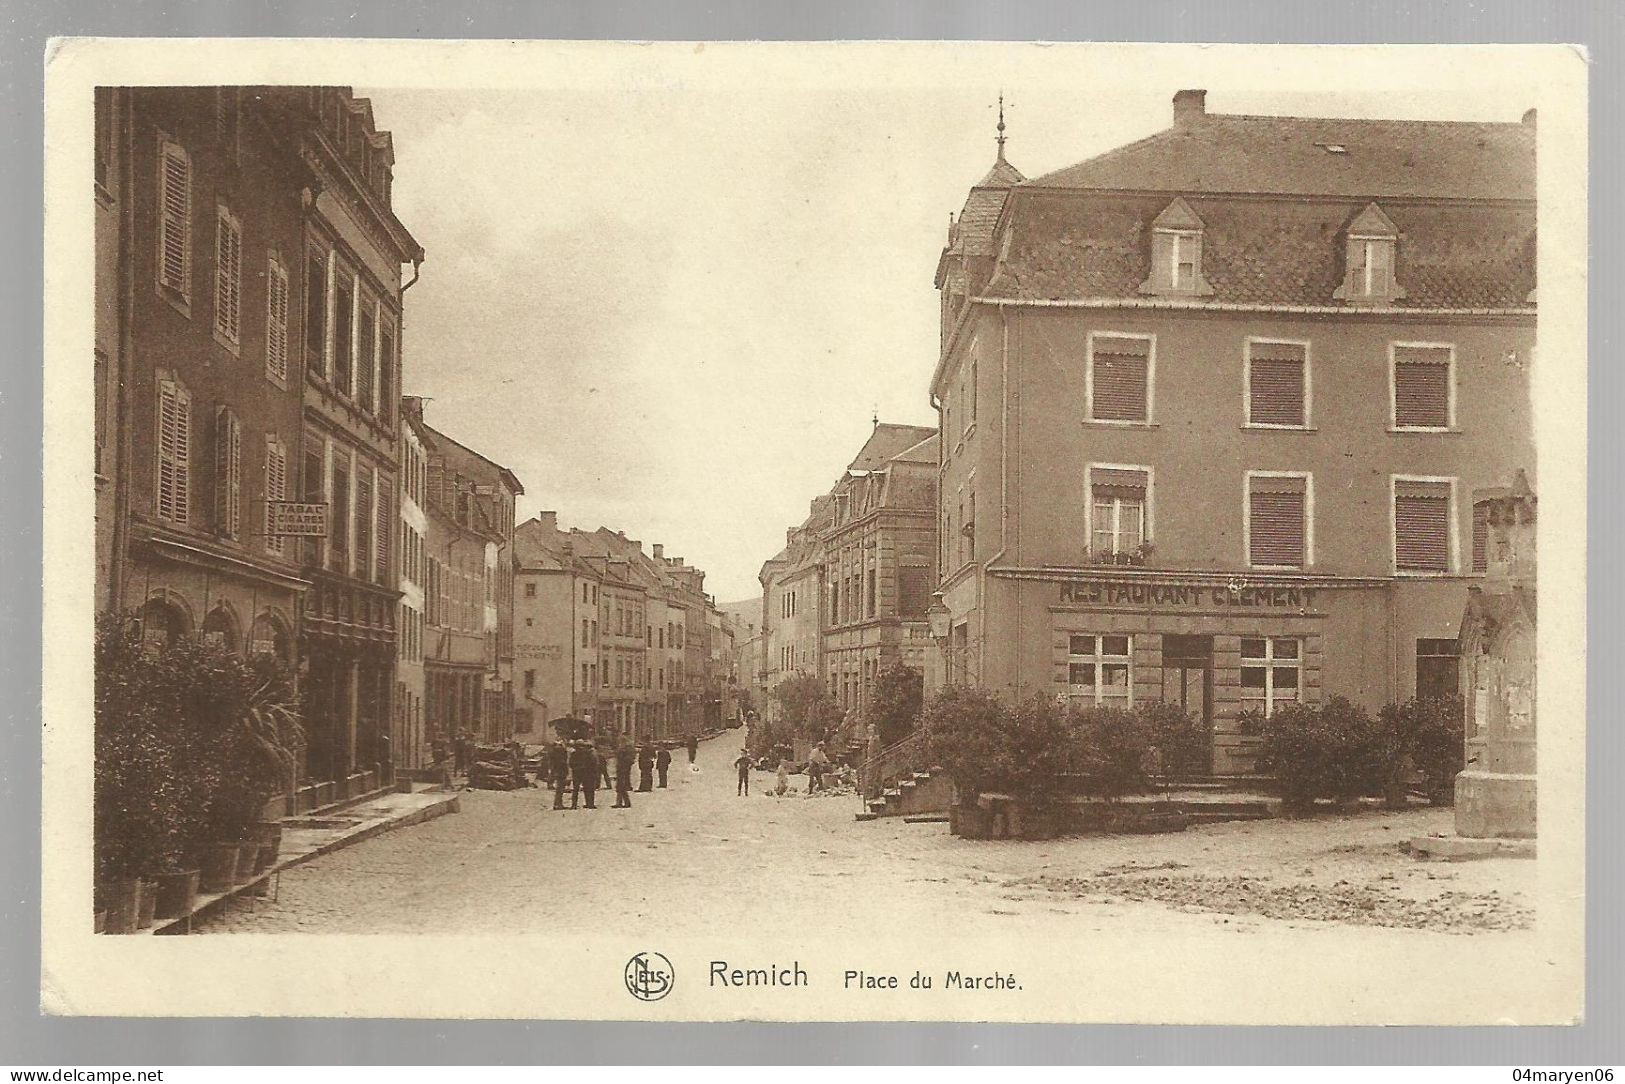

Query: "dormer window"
<box><xmin>1139</xmin><ymin>198</ymin><xmax>1213</xmax><ymax>297</ymax></box>
<box><xmin>1334</xmin><ymin>203</ymin><xmax>1406</xmax><ymax>304</ymax></box>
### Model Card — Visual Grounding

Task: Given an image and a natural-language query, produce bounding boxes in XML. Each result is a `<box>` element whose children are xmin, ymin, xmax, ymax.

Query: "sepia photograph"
<box><xmin>40</xmin><ymin>38</ymin><xmax>1587</xmax><ymax>1025</ymax></box>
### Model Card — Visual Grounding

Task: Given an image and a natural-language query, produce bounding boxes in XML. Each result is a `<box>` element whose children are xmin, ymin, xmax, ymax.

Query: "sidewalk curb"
<box><xmin>282</xmin><ymin>792</ymin><xmax>462</xmax><ymax>870</ymax></box>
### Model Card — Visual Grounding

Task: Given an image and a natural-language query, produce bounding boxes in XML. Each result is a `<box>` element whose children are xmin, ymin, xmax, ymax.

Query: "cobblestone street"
<box><xmin>195</xmin><ymin>734</ymin><xmax>1536</xmax><ymax>940</ymax></box>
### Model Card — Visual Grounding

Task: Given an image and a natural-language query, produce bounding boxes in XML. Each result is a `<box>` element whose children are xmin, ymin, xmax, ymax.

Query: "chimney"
<box><xmin>537</xmin><ymin>510</ymin><xmax>557</xmax><ymax>532</ymax></box>
<box><xmin>653</xmin><ymin>544</ymin><xmax>664</xmax><ymax>560</ymax></box>
<box><xmin>1522</xmin><ymin>107</ymin><xmax>1537</xmax><ymax>127</ymax></box>
<box><xmin>1173</xmin><ymin>89</ymin><xmax>1207</xmax><ymax>127</ymax></box>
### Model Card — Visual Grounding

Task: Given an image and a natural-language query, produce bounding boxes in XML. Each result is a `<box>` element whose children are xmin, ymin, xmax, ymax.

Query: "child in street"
<box><xmin>734</xmin><ymin>751</ymin><xmax>751</xmax><ymax>796</ymax></box>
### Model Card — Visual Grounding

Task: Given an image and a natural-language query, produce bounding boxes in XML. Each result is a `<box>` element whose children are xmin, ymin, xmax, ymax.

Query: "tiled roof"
<box><xmin>984</xmin><ymin>191</ymin><xmax>1535</xmax><ymax>308</ymax></box>
<box><xmin>848</xmin><ymin>423</ymin><xmax>940</xmax><ymax>472</ymax></box>
<box><xmin>949</xmin><ymin>154</ymin><xmax>1025</xmax><ymax>259</ymax></box>
<box><xmin>889</xmin><ymin>433</ymin><xmax>939</xmax><ymax>465</ymax></box>
<box><xmin>1027</xmin><ymin>113</ymin><xmax>1535</xmax><ymax>201</ymax></box>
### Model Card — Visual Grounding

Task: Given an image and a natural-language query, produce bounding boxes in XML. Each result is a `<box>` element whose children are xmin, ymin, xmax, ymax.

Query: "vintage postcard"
<box><xmin>40</xmin><ymin>38</ymin><xmax>1587</xmax><ymax>1023</ymax></box>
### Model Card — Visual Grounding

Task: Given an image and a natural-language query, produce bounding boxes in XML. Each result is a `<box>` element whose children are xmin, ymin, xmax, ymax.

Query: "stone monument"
<box><xmin>1412</xmin><ymin>470</ymin><xmax>1537</xmax><ymax>859</ymax></box>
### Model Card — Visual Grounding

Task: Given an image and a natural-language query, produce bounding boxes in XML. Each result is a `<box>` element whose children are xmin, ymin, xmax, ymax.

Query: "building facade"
<box><xmin>820</xmin><ymin>425</ymin><xmax>939</xmax><ymax>731</ymax></box>
<box><xmin>395</xmin><ymin>413</ymin><xmax>429</xmax><ymax>768</ymax></box>
<box><xmin>758</xmin><ymin>503</ymin><xmax>829</xmax><ymax>725</ymax></box>
<box><xmin>930</xmin><ymin>91</ymin><xmax>1536</xmax><ymax>775</ymax></box>
<box><xmin>97</xmin><ymin>87</ymin><xmax>318</xmax><ymax>690</ymax></box>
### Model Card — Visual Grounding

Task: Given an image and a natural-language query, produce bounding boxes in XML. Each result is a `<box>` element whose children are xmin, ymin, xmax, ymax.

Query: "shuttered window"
<box><xmin>265</xmin><ymin>257</ymin><xmax>290</xmax><ymax>384</ymax></box>
<box><xmin>333</xmin><ymin>274</ymin><xmax>354</xmax><ymax>395</ymax></box>
<box><xmin>357</xmin><ymin>302</ymin><xmax>376</xmax><ymax>413</ymax></box>
<box><xmin>1090</xmin><ymin>335</ymin><xmax>1151</xmax><ymax>422</ymax></box>
<box><xmin>156</xmin><ymin>379</ymin><xmax>191</xmax><ymax>524</ymax></box>
<box><xmin>214</xmin><ymin>407</ymin><xmax>241</xmax><ymax>539</ymax></box>
<box><xmin>378</xmin><ymin>325</ymin><xmax>396</xmax><ymax>425</ymax></box>
<box><xmin>356</xmin><ymin>469</ymin><xmax>374</xmax><ymax>582</ymax></box>
<box><xmin>305</xmin><ymin>251</ymin><xmax>327</xmax><ymax>374</ymax></box>
<box><xmin>1395</xmin><ymin>479</ymin><xmax>1453</xmax><ymax>572</ymax></box>
<box><xmin>1090</xmin><ymin>468</ymin><xmax>1148</xmax><ymax>556</ymax></box>
<box><xmin>330</xmin><ymin>455</ymin><xmax>350</xmax><ymax>572</ymax></box>
<box><xmin>214</xmin><ymin>206</ymin><xmax>242</xmax><ymax>344</ymax></box>
<box><xmin>1471</xmin><ymin>500</ymin><xmax>1489</xmax><ymax>573</ymax></box>
<box><xmin>375</xmin><ymin>476</ymin><xmax>390</xmax><ymax>585</ymax></box>
<box><xmin>157</xmin><ymin>139</ymin><xmax>191</xmax><ymax>298</ymax></box>
<box><xmin>264</xmin><ymin>438</ymin><xmax>287</xmax><ymax>555</ymax></box>
<box><xmin>1248</xmin><ymin>473</ymin><xmax>1308</xmax><ymax>568</ymax></box>
<box><xmin>1393</xmin><ymin>345</ymin><xmax>1452</xmax><ymax>429</ymax></box>
<box><xmin>1247</xmin><ymin>340</ymin><xmax>1307</xmax><ymax>427</ymax></box>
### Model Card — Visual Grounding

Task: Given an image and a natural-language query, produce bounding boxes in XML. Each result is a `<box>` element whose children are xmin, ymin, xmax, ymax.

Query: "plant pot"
<box><xmin>136</xmin><ymin>881</ymin><xmax>159</xmax><ymax>929</ymax></box>
<box><xmin>153</xmin><ymin>869</ymin><xmax>200</xmax><ymax>919</ymax></box>
<box><xmin>231</xmin><ymin>841</ymin><xmax>261</xmax><ymax>885</ymax></box>
<box><xmin>94</xmin><ymin>909</ymin><xmax>107</xmax><ymax>934</ymax></box>
<box><xmin>96</xmin><ymin>877</ymin><xmax>142</xmax><ymax>935</ymax></box>
<box><xmin>199</xmin><ymin>843</ymin><xmax>240</xmax><ymax>894</ymax></box>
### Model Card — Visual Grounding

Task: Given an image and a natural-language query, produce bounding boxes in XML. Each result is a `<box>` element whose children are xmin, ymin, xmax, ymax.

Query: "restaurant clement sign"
<box><xmin>1057</xmin><ymin>579</ymin><xmax>1318</xmax><ymax>609</ymax></box>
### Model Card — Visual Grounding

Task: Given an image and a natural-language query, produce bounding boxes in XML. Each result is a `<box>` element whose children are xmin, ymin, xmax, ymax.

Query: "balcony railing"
<box><xmin>1085</xmin><ymin>542</ymin><xmax>1156</xmax><ymax>567</ymax></box>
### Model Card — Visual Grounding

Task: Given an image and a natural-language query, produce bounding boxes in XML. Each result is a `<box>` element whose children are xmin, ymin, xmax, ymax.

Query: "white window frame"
<box><xmin>1390</xmin><ymin>474</ymin><xmax>1460</xmax><ymax>577</ymax></box>
<box><xmin>1084</xmin><ymin>463</ymin><xmax>1154</xmax><ymax>558</ymax></box>
<box><xmin>1388</xmin><ymin>341</ymin><xmax>1458</xmax><ymax>432</ymax></box>
<box><xmin>1243</xmin><ymin>470</ymin><xmax>1314</xmax><ymax>571</ymax></box>
<box><xmin>1242</xmin><ymin>336</ymin><xmax>1313</xmax><ymax>429</ymax></box>
<box><xmin>1065</xmin><ymin>633</ymin><xmax>1135</xmax><ymax>709</ymax></box>
<box><xmin>1240</xmin><ymin>636</ymin><xmax>1303</xmax><ymax>717</ymax></box>
<box><xmin>1085</xmin><ymin>331</ymin><xmax>1156</xmax><ymax>425</ymax></box>
<box><xmin>1166</xmin><ymin>229</ymin><xmax>1200</xmax><ymax>292</ymax></box>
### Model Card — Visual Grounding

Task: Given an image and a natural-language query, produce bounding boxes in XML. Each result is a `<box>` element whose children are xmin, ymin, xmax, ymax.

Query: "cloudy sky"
<box><xmin>362</xmin><ymin>55</ymin><xmax>1537</xmax><ymax>603</ymax></box>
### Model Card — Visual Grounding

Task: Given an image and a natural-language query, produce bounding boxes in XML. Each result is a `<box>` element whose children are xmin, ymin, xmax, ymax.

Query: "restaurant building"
<box><xmin>930</xmin><ymin>91</ymin><xmax>1536</xmax><ymax>774</ymax></box>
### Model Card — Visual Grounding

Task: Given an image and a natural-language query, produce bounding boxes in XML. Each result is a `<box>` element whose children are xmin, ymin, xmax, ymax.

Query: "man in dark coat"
<box><xmin>568</xmin><ymin>742</ymin><xmax>598</xmax><ymax>809</ymax></box>
<box><xmin>686</xmin><ymin>734</ymin><xmax>698</xmax><ymax>764</ymax></box>
<box><xmin>656</xmin><ymin>743</ymin><xmax>672</xmax><ymax>788</ymax></box>
<box><xmin>549</xmin><ymin>742</ymin><xmax>571</xmax><ymax>810</ymax></box>
<box><xmin>612</xmin><ymin>741</ymin><xmax>636</xmax><ymax>808</ymax></box>
<box><xmin>637</xmin><ymin>741</ymin><xmax>656</xmax><ymax>792</ymax></box>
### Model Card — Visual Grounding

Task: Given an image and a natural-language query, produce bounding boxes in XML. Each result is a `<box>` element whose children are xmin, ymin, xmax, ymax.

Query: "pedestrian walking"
<box><xmin>656</xmin><ymin>744</ymin><xmax>672</xmax><ymax>788</ymax></box>
<box><xmin>734</xmin><ymin>751</ymin><xmax>751</xmax><ymax>796</ymax></box>
<box><xmin>597</xmin><ymin>740</ymin><xmax>613</xmax><ymax>790</ymax></box>
<box><xmin>569</xmin><ymin>741</ymin><xmax>598</xmax><ymax>810</ymax></box>
<box><xmin>549</xmin><ymin>741</ymin><xmax>571</xmax><ymax>810</ymax></box>
<box><xmin>637</xmin><ymin>741</ymin><xmax>655</xmax><ymax>792</ymax></box>
<box><xmin>775</xmin><ymin>756</ymin><xmax>790</xmax><ymax>797</ymax></box>
<box><xmin>612</xmin><ymin>741</ymin><xmax>636</xmax><ymax>808</ymax></box>
<box><xmin>686</xmin><ymin>734</ymin><xmax>698</xmax><ymax>764</ymax></box>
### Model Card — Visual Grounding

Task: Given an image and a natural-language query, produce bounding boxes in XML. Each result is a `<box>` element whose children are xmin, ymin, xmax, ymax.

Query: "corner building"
<box><xmin>931</xmin><ymin>91</ymin><xmax>1536</xmax><ymax>775</ymax></box>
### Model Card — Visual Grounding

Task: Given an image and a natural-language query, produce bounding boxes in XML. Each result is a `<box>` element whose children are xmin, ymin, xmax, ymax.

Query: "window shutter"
<box><xmin>1090</xmin><ymin>467</ymin><xmax>1148</xmax><ymax>501</ymax></box>
<box><xmin>1248</xmin><ymin>342</ymin><xmax>1306</xmax><ymax>426</ymax></box>
<box><xmin>1395</xmin><ymin>480</ymin><xmax>1452</xmax><ymax>571</ymax></box>
<box><xmin>215</xmin><ymin>209</ymin><xmax>241</xmax><ymax>343</ymax></box>
<box><xmin>156</xmin><ymin>380</ymin><xmax>190</xmax><ymax>523</ymax></box>
<box><xmin>215</xmin><ymin>408</ymin><xmax>241</xmax><ymax>538</ymax></box>
<box><xmin>1394</xmin><ymin>346</ymin><xmax>1451</xmax><ymax>428</ymax></box>
<box><xmin>1471</xmin><ymin>500</ymin><xmax>1488</xmax><ymax>573</ymax></box>
<box><xmin>266</xmin><ymin>259</ymin><xmax>290</xmax><ymax>382</ymax></box>
<box><xmin>158</xmin><ymin>141</ymin><xmax>191</xmax><ymax>296</ymax></box>
<box><xmin>265</xmin><ymin>440</ymin><xmax>287</xmax><ymax>555</ymax></box>
<box><xmin>376</xmin><ymin>480</ymin><xmax>390</xmax><ymax>584</ymax></box>
<box><xmin>357</xmin><ymin>305</ymin><xmax>376</xmax><ymax>413</ymax></box>
<box><xmin>1091</xmin><ymin>336</ymin><xmax>1150</xmax><ymax>422</ymax></box>
<box><xmin>1249</xmin><ymin>475</ymin><xmax>1307</xmax><ymax>567</ymax></box>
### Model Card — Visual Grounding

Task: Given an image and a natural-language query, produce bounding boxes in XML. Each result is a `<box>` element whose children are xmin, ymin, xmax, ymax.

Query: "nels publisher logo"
<box><xmin>624</xmin><ymin>952</ymin><xmax>674</xmax><ymax>1002</ymax></box>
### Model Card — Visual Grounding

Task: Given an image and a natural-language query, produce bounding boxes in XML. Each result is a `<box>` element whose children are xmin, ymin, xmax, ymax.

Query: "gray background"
<box><xmin>3</xmin><ymin>0</ymin><xmax>1618</xmax><ymax>1065</ymax></box>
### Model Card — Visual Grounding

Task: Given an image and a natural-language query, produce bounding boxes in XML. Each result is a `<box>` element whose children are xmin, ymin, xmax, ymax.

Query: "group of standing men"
<box><xmin>546</xmin><ymin>734</ymin><xmax>701</xmax><ymax>810</ymax></box>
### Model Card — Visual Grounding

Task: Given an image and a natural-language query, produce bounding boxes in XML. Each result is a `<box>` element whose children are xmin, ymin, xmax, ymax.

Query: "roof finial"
<box><xmin>872</xmin><ymin>405</ymin><xmax>879</xmax><ymax>428</ymax></box>
<box><xmin>996</xmin><ymin>91</ymin><xmax>1007</xmax><ymax>161</ymax></box>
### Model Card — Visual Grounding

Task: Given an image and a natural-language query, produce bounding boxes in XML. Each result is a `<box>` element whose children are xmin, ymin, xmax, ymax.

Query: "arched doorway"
<box><xmin>250</xmin><ymin>612</ymin><xmax>291</xmax><ymax>664</ymax></box>
<box><xmin>201</xmin><ymin>604</ymin><xmax>240</xmax><ymax>653</ymax></box>
<box><xmin>138</xmin><ymin>597</ymin><xmax>189</xmax><ymax>652</ymax></box>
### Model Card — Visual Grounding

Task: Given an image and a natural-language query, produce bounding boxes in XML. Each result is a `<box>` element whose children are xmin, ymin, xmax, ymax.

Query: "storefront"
<box><xmin>982</xmin><ymin>568</ymin><xmax>1465</xmax><ymax>776</ymax></box>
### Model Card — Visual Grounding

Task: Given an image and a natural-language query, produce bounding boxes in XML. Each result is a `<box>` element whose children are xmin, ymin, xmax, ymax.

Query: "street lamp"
<box><xmin>926</xmin><ymin>590</ymin><xmax>951</xmax><ymax>642</ymax></box>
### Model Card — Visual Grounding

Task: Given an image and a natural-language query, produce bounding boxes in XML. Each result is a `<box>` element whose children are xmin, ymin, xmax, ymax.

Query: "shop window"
<box><xmin>1394</xmin><ymin>477</ymin><xmax>1455</xmax><ymax>573</ymax></box>
<box><xmin>202</xmin><ymin>605</ymin><xmax>239</xmax><ymax>652</ymax></box>
<box><xmin>1416</xmin><ymin>638</ymin><xmax>1460</xmax><ymax>701</ymax></box>
<box><xmin>1067</xmin><ymin>634</ymin><xmax>1133</xmax><ymax>709</ymax></box>
<box><xmin>1089</xmin><ymin>467</ymin><xmax>1148</xmax><ymax>560</ymax></box>
<box><xmin>1240</xmin><ymin>637</ymin><xmax>1300</xmax><ymax>716</ymax></box>
<box><xmin>1087</xmin><ymin>334</ymin><xmax>1152</xmax><ymax>423</ymax></box>
<box><xmin>1246</xmin><ymin>340</ymin><xmax>1309</xmax><ymax>428</ymax></box>
<box><xmin>1391</xmin><ymin>344</ymin><xmax>1454</xmax><ymax>430</ymax></box>
<box><xmin>1247</xmin><ymin>472</ymin><xmax>1310</xmax><ymax>569</ymax></box>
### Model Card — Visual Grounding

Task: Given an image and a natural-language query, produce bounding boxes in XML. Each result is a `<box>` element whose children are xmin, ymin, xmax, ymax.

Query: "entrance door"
<box><xmin>1160</xmin><ymin>634</ymin><xmax>1215</xmax><ymax>777</ymax></box>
